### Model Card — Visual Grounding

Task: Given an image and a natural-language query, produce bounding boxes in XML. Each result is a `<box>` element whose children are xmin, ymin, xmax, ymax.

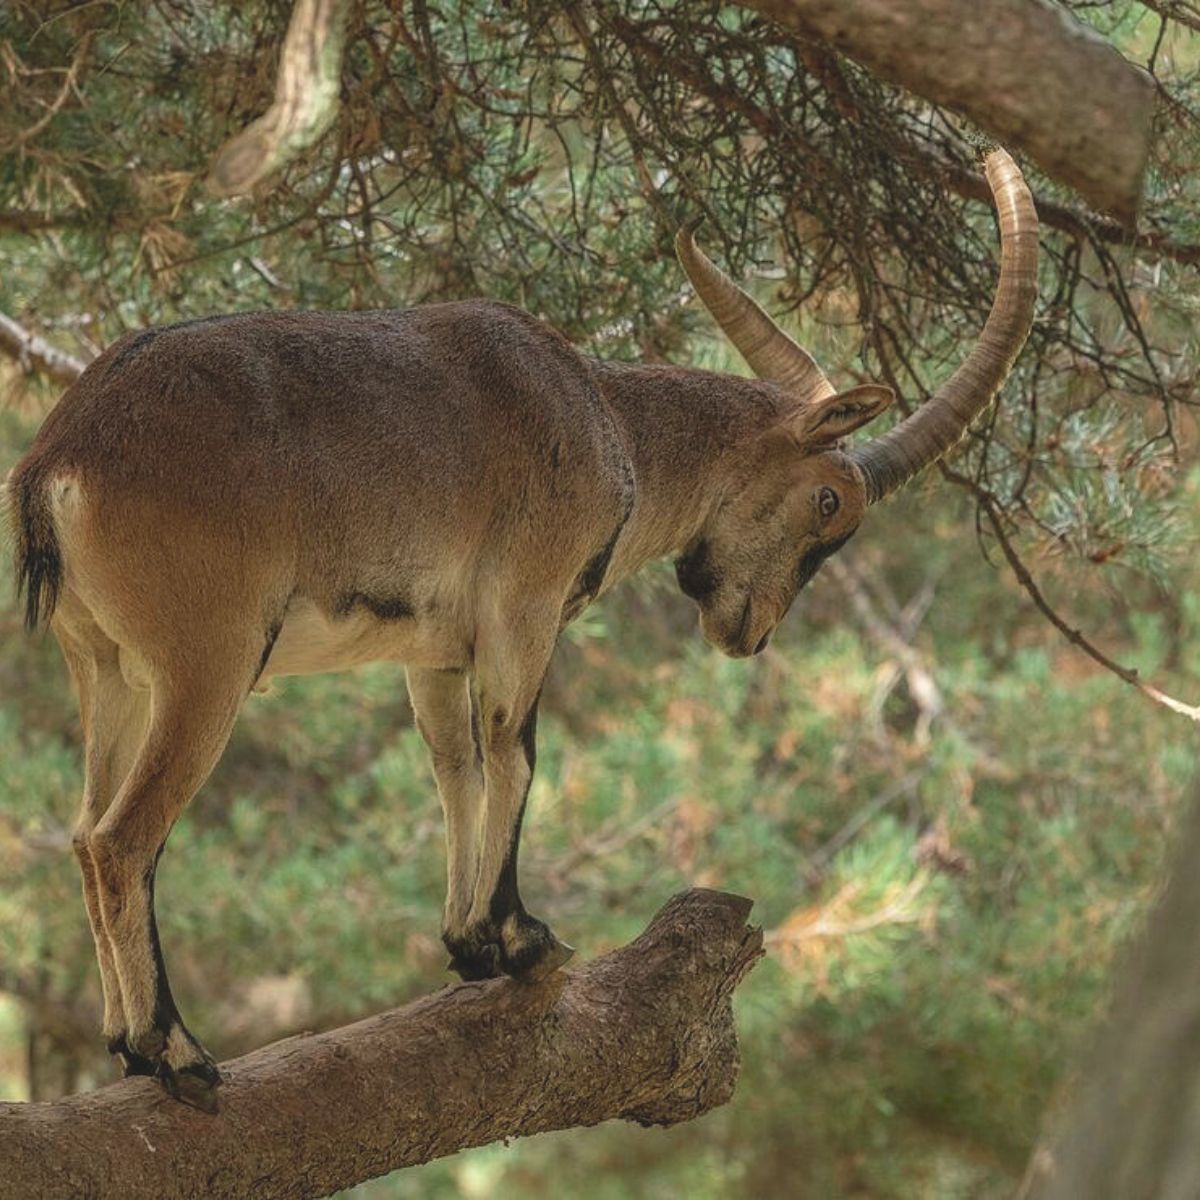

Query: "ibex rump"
<box><xmin>5</xmin><ymin>151</ymin><xmax>1036</xmax><ymax>1110</ymax></box>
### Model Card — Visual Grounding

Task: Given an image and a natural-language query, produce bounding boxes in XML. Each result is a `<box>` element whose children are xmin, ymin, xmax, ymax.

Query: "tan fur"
<box><xmin>406</xmin><ymin>667</ymin><xmax>484</xmax><ymax>935</ymax></box>
<box><xmin>6</xmin><ymin>300</ymin><xmax>900</xmax><ymax>1090</ymax></box>
<box><xmin>5</xmin><ymin>146</ymin><xmax>1038</xmax><ymax>1103</ymax></box>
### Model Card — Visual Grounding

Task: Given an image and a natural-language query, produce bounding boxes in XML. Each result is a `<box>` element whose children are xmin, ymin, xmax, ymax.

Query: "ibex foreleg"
<box><xmin>454</xmin><ymin>606</ymin><xmax>572</xmax><ymax>980</ymax></box>
<box><xmin>406</xmin><ymin>666</ymin><xmax>492</xmax><ymax>975</ymax></box>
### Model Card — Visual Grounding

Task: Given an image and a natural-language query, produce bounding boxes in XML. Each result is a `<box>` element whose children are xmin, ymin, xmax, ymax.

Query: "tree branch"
<box><xmin>0</xmin><ymin>311</ymin><xmax>90</xmax><ymax>387</ymax></box>
<box><xmin>0</xmin><ymin>889</ymin><xmax>763</xmax><ymax>1200</ymax></box>
<box><xmin>909</xmin><ymin>150</ymin><xmax>1200</xmax><ymax>269</ymax></box>
<box><xmin>739</xmin><ymin>0</ymin><xmax>1155</xmax><ymax>222</ymax></box>
<box><xmin>1137</xmin><ymin>0</ymin><xmax>1200</xmax><ymax>35</ymax></box>
<box><xmin>0</xmin><ymin>210</ymin><xmax>88</xmax><ymax>234</ymax></box>
<box><xmin>208</xmin><ymin>0</ymin><xmax>349</xmax><ymax>197</ymax></box>
<box><xmin>610</xmin><ymin>15</ymin><xmax>1199</xmax><ymax>270</ymax></box>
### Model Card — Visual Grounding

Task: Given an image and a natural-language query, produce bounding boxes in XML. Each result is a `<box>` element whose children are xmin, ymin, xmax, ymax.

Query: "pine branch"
<box><xmin>0</xmin><ymin>890</ymin><xmax>763</xmax><ymax>1200</ymax></box>
<box><xmin>941</xmin><ymin>463</ymin><xmax>1200</xmax><ymax>724</ymax></box>
<box><xmin>915</xmin><ymin>151</ymin><xmax>1200</xmax><ymax>270</ymax></box>
<box><xmin>610</xmin><ymin>15</ymin><xmax>1200</xmax><ymax>270</ymax></box>
<box><xmin>739</xmin><ymin>0</ymin><xmax>1155</xmax><ymax>222</ymax></box>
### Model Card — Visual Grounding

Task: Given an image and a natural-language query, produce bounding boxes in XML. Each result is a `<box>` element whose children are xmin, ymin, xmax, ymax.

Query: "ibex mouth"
<box><xmin>726</xmin><ymin>595</ymin><xmax>770</xmax><ymax>658</ymax></box>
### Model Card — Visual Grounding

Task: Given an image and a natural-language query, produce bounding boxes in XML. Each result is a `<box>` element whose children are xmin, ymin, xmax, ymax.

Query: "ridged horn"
<box><xmin>675</xmin><ymin>219</ymin><xmax>836</xmax><ymax>406</ymax></box>
<box><xmin>850</xmin><ymin>148</ymin><xmax>1039</xmax><ymax>504</ymax></box>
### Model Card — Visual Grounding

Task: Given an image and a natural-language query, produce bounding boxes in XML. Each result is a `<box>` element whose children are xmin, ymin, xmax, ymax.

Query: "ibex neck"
<box><xmin>589</xmin><ymin>359</ymin><xmax>784</xmax><ymax>585</ymax></box>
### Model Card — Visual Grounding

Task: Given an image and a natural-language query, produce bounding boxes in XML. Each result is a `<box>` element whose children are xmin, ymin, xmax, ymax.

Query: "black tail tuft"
<box><xmin>7</xmin><ymin>468</ymin><xmax>63</xmax><ymax>631</ymax></box>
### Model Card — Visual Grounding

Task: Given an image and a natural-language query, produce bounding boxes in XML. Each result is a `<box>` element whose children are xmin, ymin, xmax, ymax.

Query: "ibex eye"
<box><xmin>818</xmin><ymin>487</ymin><xmax>839</xmax><ymax>519</ymax></box>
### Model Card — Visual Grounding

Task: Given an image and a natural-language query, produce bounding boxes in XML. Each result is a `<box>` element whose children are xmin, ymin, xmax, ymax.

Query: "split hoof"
<box><xmin>505</xmin><ymin>933</ymin><xmax>575</xmax><ymax>983</ymax></box>
<box><xmin>160</xmin><ymin>1060</ymin><xmax>223</xmax><ymax>1114</ymax></box>
<box><xmin>446</xmin><ymin>941</ymin><xmax>502</xmax><ymax>981</ymax></box>
<box><xmin>108</xmin><ymin>1034</ymin><xmax>158</xmax><ymax>1078</ymax></box>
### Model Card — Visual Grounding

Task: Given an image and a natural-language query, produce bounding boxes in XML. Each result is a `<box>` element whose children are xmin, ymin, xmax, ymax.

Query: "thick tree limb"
<box><xmin>0</xmin><ymin>889</ymin><xmax>763</xmax><ymax>1200</ymax></box>
<box><xmin>208</xmin><ymin>0</ymin><xmax>349</xmax><ymax>197</ymax></box>
<box><xmin>0</xmin><ymin>312</ymin><xmax>90</xmax><ymax>387</ymax></box>
<box><xmin>1022</xmin><ymin>787</ymin><xmax>1200</xmax><ymax>1198</ymax></box>
<box><xmin>741</xmin><ymin>0</ymin><xmax>1155</xmax><ymax>222</ymax></box>
<box><xmin>611</xmin><ymin>14</ymin><xmax>1196</xmax><ymax>270</ymax></box>
<box><xmin>906</xmin><ymin>150</ymin><xmax>1200</xmax><ymax>269</ymax></box>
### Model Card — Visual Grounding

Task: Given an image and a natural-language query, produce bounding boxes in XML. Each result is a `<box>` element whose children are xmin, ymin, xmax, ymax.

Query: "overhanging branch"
<box><xmin>740</xmin><ymin>0</ymin><xmax>1155</xmax><ymax>222</ymax></box>
<box><xmin>0</xmin><ymin>889</ymin><xmax>763</xmax><ymax>1200</ymax></box>
<box><xmin>609</xmin><ymin>15</ymin><xmax>1198</xmax><ymax>270</ymax></box>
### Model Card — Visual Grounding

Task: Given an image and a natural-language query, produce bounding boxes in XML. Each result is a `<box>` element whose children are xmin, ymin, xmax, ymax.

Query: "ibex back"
<box><xmin>4</xmin><ymin>150</ymin><xmax>1037</xmax><ymax>1110</ymax></box>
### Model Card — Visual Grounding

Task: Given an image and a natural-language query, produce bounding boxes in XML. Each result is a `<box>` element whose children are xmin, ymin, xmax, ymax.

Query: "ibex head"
<box><xmin>674</xmin><ymin>148</ymin><xmax>1037</xmax><ymax>657</ymax></box>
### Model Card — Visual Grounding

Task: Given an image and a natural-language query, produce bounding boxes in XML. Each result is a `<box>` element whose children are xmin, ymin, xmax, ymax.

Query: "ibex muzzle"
<box><xmin>4</xmin><ymin>149</ymin><xmax>1036</xmax><ymax>1110</ymax></box>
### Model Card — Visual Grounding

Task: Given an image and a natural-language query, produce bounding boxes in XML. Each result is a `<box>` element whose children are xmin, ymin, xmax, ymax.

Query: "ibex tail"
<box><xmin>4</xmin><ymin>464</ymin><xmax>63</xmax><ymax>631</ymax></box>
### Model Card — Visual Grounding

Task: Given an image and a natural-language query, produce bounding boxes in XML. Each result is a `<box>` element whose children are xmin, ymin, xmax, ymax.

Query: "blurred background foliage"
<box><xmin>2</xmin><ymin>1</ymin><xmax>1200</xmax><ymax>1197</ymax></box>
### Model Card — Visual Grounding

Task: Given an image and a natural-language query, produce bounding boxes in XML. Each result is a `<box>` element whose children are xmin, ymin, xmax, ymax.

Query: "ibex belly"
<box><xmin>260</xmin><ymin>596</ymin><xmax>467</xmax><ymax>685</ymax></box>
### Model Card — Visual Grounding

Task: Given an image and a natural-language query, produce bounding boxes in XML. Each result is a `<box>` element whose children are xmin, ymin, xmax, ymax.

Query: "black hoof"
<box><xmin>445</xmin><ymin>939</ymin><xmax>502</xmax><ymax>981</ymax></box>
<box><xmin>160</xmin><ymin>1059</ymin><xmax>222</xmax><ymax>1114</ymax></box>
<box><xmin>499</xmin><ymin>917</ymin><xmax>575</xmax><ymax>982</ymax></box>
<box><xmin>107</xmin><ymin>1034</ymin><xmax>158</xmax><ymax>1078</ymax></box>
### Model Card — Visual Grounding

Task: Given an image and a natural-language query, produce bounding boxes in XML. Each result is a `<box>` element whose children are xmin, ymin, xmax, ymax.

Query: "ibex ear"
<box><xmin>797</xmin><ymin>384</ymin><xmax>894</xmax><ymax>446</ymax></box>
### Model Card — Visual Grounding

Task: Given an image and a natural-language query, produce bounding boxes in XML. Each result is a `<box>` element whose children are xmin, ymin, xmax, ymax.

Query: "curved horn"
<box><xmin>850</xmin><ymin>148</ymin><xmax>1038</xmax><ymax>504</ymax></box>
<box><xmin>675</xmin><ymin>220</ymin><xmax>836</xmax><ymax>406</ymax></box>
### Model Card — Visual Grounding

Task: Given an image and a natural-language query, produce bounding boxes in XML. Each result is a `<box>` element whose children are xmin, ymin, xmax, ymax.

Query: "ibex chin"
<box><xmin>4</xmin><ymin>150</ymin><xmax>1035</xmax><ymax>1110</ymax></box>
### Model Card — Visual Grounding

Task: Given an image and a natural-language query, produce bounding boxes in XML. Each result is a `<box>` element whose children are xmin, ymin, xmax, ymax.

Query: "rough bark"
<box><xmin>0</xmin><ymin>889</ymin><xmax>763</xmax><ymax>1200</ymax></box>
<box><xmin>1023</xmin><ymin>790</ymin><xmax>1200</xmax><ymax>1200</ymax></box>
<box><xmin>0</xmin><ymin>312</ymin><xmax>90</xmax><ymax>387</ymax></box>
<box><xmin>742</xmin><ymin>0</ymin><xmax>1155</xmax><ymax>223</ymax></box>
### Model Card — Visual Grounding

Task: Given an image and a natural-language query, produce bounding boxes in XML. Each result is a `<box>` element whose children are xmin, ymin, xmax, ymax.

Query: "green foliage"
<box><xmin>3</xmin><ymin>2</ymin><xmax>1200</xmax><ymax>1195</ymax></box>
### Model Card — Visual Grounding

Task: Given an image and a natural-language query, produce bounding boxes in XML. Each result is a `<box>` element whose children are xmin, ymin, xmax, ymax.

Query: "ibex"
<box><xmin>4</xmin><ymin>150</ymin><xmax>1036</xmax><ymax>1110</ymax></box>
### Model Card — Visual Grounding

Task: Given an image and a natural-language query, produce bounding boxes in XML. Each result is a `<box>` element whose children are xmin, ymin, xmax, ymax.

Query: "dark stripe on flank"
<box><xmin>251</xmin><ymin>618</ymin><xmax>284</xmax><ymax>690</ymax></box>
<box><xmin>335</xmin><ymin>591</ymin><xmax>415</xmax><ymax>621</ymax></box>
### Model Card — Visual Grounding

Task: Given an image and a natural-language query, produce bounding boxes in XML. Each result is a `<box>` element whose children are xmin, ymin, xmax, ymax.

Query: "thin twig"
<box><xmin>6</xmin><ymin>32</ymin><xmax>93</xmax><ymax>150</ymax></box>
<box><xmin>941</xmin><ymin>463</ymin><xmax>1200</xmax><ymax>724</ymax></box>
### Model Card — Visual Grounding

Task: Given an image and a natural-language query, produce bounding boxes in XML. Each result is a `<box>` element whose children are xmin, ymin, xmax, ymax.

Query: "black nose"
<box><xmin>753</xmin><ymin>631</ymin><xmax>771</xmax><ymax>655</ymax></box>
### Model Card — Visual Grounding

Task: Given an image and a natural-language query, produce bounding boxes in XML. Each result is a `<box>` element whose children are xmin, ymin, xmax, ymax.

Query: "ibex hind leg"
<box><xmin>88</xmin><ymin>651</ymin><xmax>254</xmax><ymax>1112</ymax></box>
<box><xmin>54</xmin><ymin>608</ymin><xmax>150</xmax><ymax>1070</ymax></box>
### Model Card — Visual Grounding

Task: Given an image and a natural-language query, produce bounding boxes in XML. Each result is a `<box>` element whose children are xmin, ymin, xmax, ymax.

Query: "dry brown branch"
<box><xmin>739</xmin><ymin>0</ymin><xmax>1155</xmax><ymax>222</ymax></box>
<box><xmin>0</xmin><ymin>311</ymin><xmax>90</xmax><ymax>387</ymax></box>
<box><xmin>208</xmin><ymin>0</ymin><xmax>349</xmax><ymax>197</ymax></box>
<box><xmin>913</xmin><ymin>150</ymin><xmax>1200</xmax><ymax>269</ymax></box>
<box><xmin>827</xmin><ymin>557</ymin><xmax>943</xmax><ymax>746</ymax></box>
<box><xmin>1137</xmin><ymin>0</ymin><xmax>1200</xmax><ymax>35</ymax></box>
<box><xmin>2</xmin><ymin>32</ymin><xmax>93</xmax><ymax>152</ymax></box>
<box><xmin>0</xmin><ymin>210</ymin><xmax>87</xmax><ymax>234</ymax></box>
<box><xmin>0</xmin><ymin>889</ymin><xmax>763</xmax><ymax>1200</ymax></box>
